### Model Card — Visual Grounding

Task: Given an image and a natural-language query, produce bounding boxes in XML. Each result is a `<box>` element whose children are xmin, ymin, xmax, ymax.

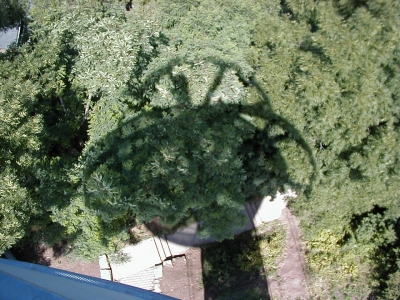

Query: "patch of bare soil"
<box><xmin>12</xmin><ymin>241</ymin><xmax>100</xmax><ymax>278</ymax></box>
<box><xmin>268</xmin><ymin>207</ymin><xmax>310</xmax><ymax>300</ymax></box>
<box><xmin>160</xmin><ymin>247</ymin><xmax>204</xmax><ymax>300</ymax></box>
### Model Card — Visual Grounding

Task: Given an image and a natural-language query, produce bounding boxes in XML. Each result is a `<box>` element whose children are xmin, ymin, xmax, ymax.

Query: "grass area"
<box><xmin>201</xmin><ymin>221</ymin><xmax>286</xmax><ymax>299</ymax></box>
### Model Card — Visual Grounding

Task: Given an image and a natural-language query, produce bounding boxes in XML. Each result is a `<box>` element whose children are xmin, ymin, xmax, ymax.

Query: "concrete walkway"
<box><xmin>100</xmin><ymin>190</ymin><xmax>296</xmax><ymax>291</ymax></box>
<box><xmin>111</xmin><ymin>238</ymin><xmax>161</xmax><ymax>280</ymax></box>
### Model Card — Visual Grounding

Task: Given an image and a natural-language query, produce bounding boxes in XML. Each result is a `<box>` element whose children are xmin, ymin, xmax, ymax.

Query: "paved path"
<box><xmin>100</xmin><ymin>191</ymin><xmax>296</xmax><ymax>291</ymax></box>
<box><xmin>268</xmin><ymin>207</ymin><xmax>310</xmax><ymax>299</ymax></box>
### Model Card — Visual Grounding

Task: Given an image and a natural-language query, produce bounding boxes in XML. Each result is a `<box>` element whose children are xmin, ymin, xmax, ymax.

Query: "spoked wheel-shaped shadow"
<box><xmin>83</xmin><ymin>56</ymin><xmax>316</xmax><ymax>299</ymax></box>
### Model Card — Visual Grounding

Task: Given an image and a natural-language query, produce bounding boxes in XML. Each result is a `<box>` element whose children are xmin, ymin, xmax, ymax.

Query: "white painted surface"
<box><xmin>258</xmin><ymin>190</ymin><xmax>296</xmax><ymax>223</ymax></box>
<box><xmin>100</xmin><ymin>269</ymin><xmax>112</xmax><ymax>281</ymax></box>
<box><xmin>110</xmin><ymin>238</ymin><xmax>161</xmax><ymax>280</ymax></box>
<box><xmin>154</xmin><ymin>265</ymin><xmax>163</xmax><ymax>279</ymax></box>
<box><xmin>98</xmin><ymin>255</ymin><xmax>109</xmax><ymax>270</ymax></box>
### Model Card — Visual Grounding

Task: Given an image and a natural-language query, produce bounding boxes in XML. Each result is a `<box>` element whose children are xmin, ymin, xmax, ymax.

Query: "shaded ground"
<box><xmin>160</xmin><ymin>231</ymin><xmax>271</xmax><ymax>300</ymax></box>
<box><xmin>201</xmin><ymin>230</ymin><xmax>270</xmax><ymax>300</ymax></box>
<box><xmin>160</xmin><ymin>207</ymin><xmax>309</xmax><ymax>300</ymax></box>
<box><xmin>160</xmin><ymin>248</ymin><xmax>204</xmax><ymax>300</ymax></box>
<box><xmin>11</xmin><ymin>241</ymin><xmax>100</xmax><ymax>278</ymax></box>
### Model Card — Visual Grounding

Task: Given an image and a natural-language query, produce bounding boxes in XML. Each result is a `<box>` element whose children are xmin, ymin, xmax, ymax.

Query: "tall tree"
<box><xmin>247</xmin><ymin>0</ymin><xmax>400</xmax><ymax>297</ymax></box>
<box><xmin>0</xmin><ymin>0</ymin><xmax>28</xmax><ymax>30</ymax></box>
<box><xmin>0</xmin><ymin>0</ymin><xmax>398</xmax><ymax>297</ymax></box>
<box><xmin>0</xmin><ymin>49</ymin><xmax>42</xmax><ymax>253</ymax></box>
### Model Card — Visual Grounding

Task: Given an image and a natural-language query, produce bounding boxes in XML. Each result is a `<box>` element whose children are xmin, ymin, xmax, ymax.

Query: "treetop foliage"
<box><xmin>0</xmin><ymin>0</ymin><xmax>399</xmax><ymax>297</ymax></box>
<box><xmin>0</xmin><ymin>0</ymin><xmax>29</xmax><ymax>31</ymax></box>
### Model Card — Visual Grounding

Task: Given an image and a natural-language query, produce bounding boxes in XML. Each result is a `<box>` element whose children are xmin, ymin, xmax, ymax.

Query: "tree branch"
<box><xmin>59</xmin><ymin>96</ymin><xmax>67</xmax><ymax>114</ymax></box>
<box><xmin>81</xmin><ymin>93</ymin><xmax>91</xmax><ymax>125</ymax></box>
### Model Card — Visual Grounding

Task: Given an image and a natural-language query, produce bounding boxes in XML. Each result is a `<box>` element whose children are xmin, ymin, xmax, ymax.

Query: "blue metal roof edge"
<box><xmin>0</xmin><ymin>258</ymin><xmax>177</xmax><ymax>300</ymax></box>
<box><xmin>0</xmin><ymin>269</ymin><xmax>66</xmax><ymax>300</ymax></box>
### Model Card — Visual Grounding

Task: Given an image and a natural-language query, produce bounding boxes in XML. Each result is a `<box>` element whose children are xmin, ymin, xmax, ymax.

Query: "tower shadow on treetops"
<box><xmin>82</xmin><ymin>57</ymin><xmax>316</xmax><ymax>297</ymax></box>
<box><xmin>82</xmin><ymin>56</ymin><xmax>316</xmax><ymax>236</ymax></box>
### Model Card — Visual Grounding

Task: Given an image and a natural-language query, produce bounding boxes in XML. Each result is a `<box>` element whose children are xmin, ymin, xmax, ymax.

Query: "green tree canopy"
<box><xmin>0</xmin><ymin>0</ymin><xmax>28</xmax><ymax>31</ymax></box>
<box><xmin>0</xmin><ymin>0</ymin><xmax>399</xmax><ymax>297</ymax></box>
